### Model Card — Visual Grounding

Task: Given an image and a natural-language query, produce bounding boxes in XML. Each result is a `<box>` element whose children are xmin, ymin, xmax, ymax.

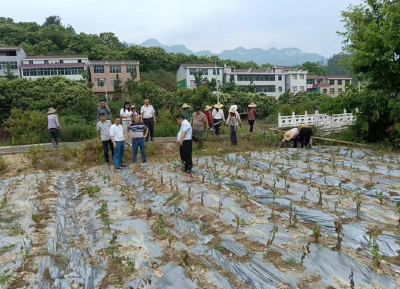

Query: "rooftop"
<box><xmin>0</xmin><ymin>46</ymin><xmax>23</xmax><ymax>51</ymax></box>
<box><xmin>89</xmin><ymin>60</ymin><xmax>139</xmax><ymax>65</ymax></box>
<box><xmin>313</xmin><ymin>83</ymin><xmax>331</xmax><ymax>88</ymax></box>
<box><xmin>181</xmin><ymin>64</ymin><xmax>221</xmax><ymax>68</ymax></box>
<box><xmin>25</xmin><ymin>55</ymin><xmax>88</xmax><ymax>60</ymax></box>
<box><xmin>21</xmin><ymin>63</ymin><xmax>87</xmax><ymax>69</ymax></box>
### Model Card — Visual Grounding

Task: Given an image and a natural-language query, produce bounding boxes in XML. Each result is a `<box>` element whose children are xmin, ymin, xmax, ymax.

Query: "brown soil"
<box><xmin>235</xmin><ymin>237</ymin><xmax>267</xmax><ymax>253</ymax></box>
<box><xmin>99</xmin><ymin>257</ymin><xmax>124</xmax><ymax>289</ymax></box>
<box><xmin>43</xmin><ymin>268</ymin><xmax>53</xmax><ymax>284</ymax></box>
<box><xmin>182</xmin><ymin>232</ymin><xmax>198</xmax><ymax>247</ymax></box>
<box><xmin>296</xmin><ymin>274</ymin><xmax>322</xmax><ymax>289</ymax></box>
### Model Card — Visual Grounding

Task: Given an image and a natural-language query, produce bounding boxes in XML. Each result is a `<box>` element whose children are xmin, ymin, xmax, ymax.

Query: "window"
<box><xmin>338</xmin><ymin>88</ymin><xmax>343</xmax><ymax>93</ymax></box>
<box><xmin>111</xmin><ymin>79</ymin><xmax>121</xmax><ymax>86</ymax></box>
<box><xmin>202</xmin><ymin>69</ymin><xmax>208</xmax><ymax>75</ymax></box>
<box><xmin>323</xmin><ymin>89</ymin><xmax>327</xmax><ymax>94</ymax></box>
<box><xmin>292</xmin><ymin>75</ymin><xmax>297</xmax><ymax>80</ymax></box>
<box><xmin>5</xmin><ymin>50</ymin><xmax>17</xmax><ymax>56</ymax></box>
<box><xmin>300</xmin><ymin>86</ymin><xmax>305</xmax><ymax>91</ymax></box>
<box><xmin>230</xmin><ymin>75</ymin><xmax>234</xmax><ymax>81</ymax></box>
<box><xmin>300</xmin><ymin>74</ymin><xmax>305</xmax><ymax>80</ymax></box>
<box><xmin>94</xmin><ymin>65</ymin><xmax>105</xmax><ymax>73</ymax></box>
<box><xmin>265</xmin><ymin>75</ymin><xmax>275</xmax><ymax>81</ymax></box>
<box><xmin>213</xmin><ymin>69</ymin><xmax>220</xmax><ymax>75</ymax></box>
<box><xmin>279</xmin><ymin>87</ymin><xmax>282</xmax><ymax>92</ymax></box>
<box><xmin>110</xmin><ymin>65</ymin><xmax>121</xmax><ymax>73</ymax></box>
<box><xmin>278</xmin><ymin>75</ymin><xmax>282</xmax><ymax>81</ymax></box>
<box><xmin>29</xmin><ymin>61</ymin><xmax>33</xmax><ymax>64</ymax></box>
<box><xmin>307</xmin><ymin>79</ymin><xmax>315</xmax><ymax>85</ymax></box>
<box><xmin>0</xmin><ymin>61</ymin><xmax>18</xmax><ymax>70</ymax></box>
<box><xmin>97</xmin><ymin>79</ymin><xmax>105</xmax><ymax>87</ymax></box>
<box><xmin>59</xmin><ymin>60</ymin><xmax>64</xmax><ymax>64</ymax></box>
<box><xmin>330</xmin><ymin>88</ymin><xmax>335</xmax><ymax>94</ymax></box>
<box><xmin>78</xmin><ymin>59</ymin><xmax>82</xmax><ymax>63</ymax></box>
<box><xmin>189</xmin><ymin>69</ymin><xmax>196</xmax><ymax>75</ymax></box>
<box><xmin>292</xmin><ymin>86</ymin><xmax>297</xmax><ymax>92</ymax></box>
<box><xmin>44</xmin><ymin>60</ymin><xmax>49</xmax><ymax>64</ymax></box>
<box><xmin>329</xmin><ymin>80</ymin><xmax>335</xmax><ymax>85</ymax></box>
<box><xmin>338</xmin><ymin>80</ymin><xmax>342</xmax><ymax>85</ymax></box>
<box><xmin>126</xmin><ymin>65</ymin><xmax>137</xmax><ymax>73</ymax></box>
<box><xmin>22</xmin><ymin>67</ymin><xmax>85</xmax><ymax>77</ymax></box>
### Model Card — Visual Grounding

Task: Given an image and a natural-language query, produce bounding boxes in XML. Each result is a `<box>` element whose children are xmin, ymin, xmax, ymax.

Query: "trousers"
<box><xmin>193</xmin><ymin>130</ymin><xmax>204</xmax><ymax>149</ymax></box>
<box><xmin>113</xmin><ymin>141</ymin><xmax>125</xmax><ymax>168</ymax></box>
<box><xmin>230</xmin><ymin>126</ymin><xmax>237</xmax><ymax>146</ymax></box>
<box><xmin>48</xmin><ymin>128</ymin><xmax>59</xmax><ymax>147</ymax></box>
<box><xmin>102</xmin><ymin>139</ymin><xmax>114</xmax><ymax>163</ymax></box>
<box><xmin>132</xmin><ymin>138</ymin><xmax>146</xmax><ymax>163</ymax></box>
<box><xmin>143</xmin><ymin>118</ymin><xmax>154</xmax><ymax>141</ymax></box>
<box><xmin>248</xmin><ymin>120</ymin><xmax>255</xmax><ymax>132</ymax></box>
<box><xmin>179</xmin><ymin>140</ymin><xmax>193</xmax><ymax>171</ymax></box>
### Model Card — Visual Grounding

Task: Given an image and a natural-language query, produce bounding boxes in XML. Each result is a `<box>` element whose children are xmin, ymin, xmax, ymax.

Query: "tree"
<box><xmin>5</xmin><ymin>64</ymin><xmax>17</xmax><ymax>80</ymax></box>
<box><xmin>338</xmin><ymin>0</ymin><xmax>400</xmax><ymax>143</ymax></box>
<box><xmin>300</xmin><ymin>62</ymin><xmax>327</xmax><ymax>76</ymax></box>
<box><xmin>194</xmin><ymin>70</ymin><xmax>206</xmax><ymax>88</ymax></box>
<box><xmin>113</xmin><ymin>73</ymin><xmax>123</xmax><ymax>98</ymax></box>
<box><xmin>43</xmin><ymin>16</ymin><xmax>62</xmax><ymax>27</ymax></box>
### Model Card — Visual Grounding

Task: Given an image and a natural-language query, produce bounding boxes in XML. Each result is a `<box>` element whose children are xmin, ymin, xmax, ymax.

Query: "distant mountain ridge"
<box><xmin>132</xmin><ymin>39</ymin><xmax>327</xmax><ymax>66</ymax></box>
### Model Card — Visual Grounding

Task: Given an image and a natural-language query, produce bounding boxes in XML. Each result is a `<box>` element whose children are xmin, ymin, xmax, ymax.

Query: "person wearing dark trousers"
<box><xmin>47</xmin><ymin>107</ymin><xmax>60</xmax><ymax>148</ymax></box>
<box><xmin>226</xmin><ymin>109</ymin><xmax>240</xmax><ymax>146</ymax></box>
<box><xmin>279</xmin><ymin>126</ymin><xmax>313</xmax><ymax>148</ymax></box>
<box><xmin>140</xmin><ymin>99</ymin><xmax>156</xmax><ymax>142</ymax></box>
<box><xmin>247</xmin><ymin>102</ymin><xmax>257</xmax><ymax>132</ymax></box>
<box><xmin>176</xmin><ymin>115</ymin><xmax>193</xmax><ymax>174</ymax></box>
<box><xmin>212</xmin><ymin>103</ymin><xmax>225</xmax><ymax>135</ymax></box>
<box><xmin>110</xmin><ymin>117</ymin><xmax>125</xmax><ymax>170</ymax></box>
<box><xmin>127</xmin><ymin>116</ymin><xmax>148</xmax><ymax>163</ymax></box>
<box><xmin>97</xmin><ymin>113</ymin><xmax>114</xmax><ymax>167</ymax></box>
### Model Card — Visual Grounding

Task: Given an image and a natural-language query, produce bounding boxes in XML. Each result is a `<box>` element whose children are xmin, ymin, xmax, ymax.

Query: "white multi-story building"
<box><xmin>21</xmin><ymin>55</ymin><xmax>89</xmax><ymax>81</ymax></box>
<box><xmin>176</xmin><ymin>64</ymin><xmax>307</xmax><ymax>99</ymax></box>
<box><xmin>176</xmin><ymin>64</ymin><xmax>224</xmax><ymax>89</ymax></box>
<box><xmin>0</xmin><ymin>46</ymin><xmax>26</xmax><ymax>78</ymax></box>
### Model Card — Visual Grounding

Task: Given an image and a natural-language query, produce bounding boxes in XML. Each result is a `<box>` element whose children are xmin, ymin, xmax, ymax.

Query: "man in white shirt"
<box><xmin>140</xmin><ymin>99</ymin><xmax>156</xmax><ymax>142</ymax></box>
<box><xmin>176</xmin><ymin>114</ymin><xmax>193</xmax><ymax>174</ymax></box>
<box><xmin>97</xmin><ymin>113</ymin><xmax>113</xmax><ymax>166</ymax></box>
<box><xmin>110</xmin><ymin>116</ymin><xmax>125</xmax><ymax>170</ymax></box>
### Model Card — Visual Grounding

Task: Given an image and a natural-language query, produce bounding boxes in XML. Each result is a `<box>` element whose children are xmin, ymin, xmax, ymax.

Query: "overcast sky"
<box><xmin>2</xmin><ymin>0</ymin><xmax>363</xmax><ymax>57</ymax></box>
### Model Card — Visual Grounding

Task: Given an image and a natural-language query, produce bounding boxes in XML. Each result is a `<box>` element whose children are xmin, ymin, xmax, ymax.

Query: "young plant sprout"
<box><xmin>267</xmin><ymin>225</ymin><xmax>278</xmax><ymax>248</ymax></box>
<box><xmin>201</xmin><ymin>192</ymin><xmax>204</xmax><ymax>206</ymax></box>
<box><xmin>160</xmin><ymin>174</ymin><xmax>164</xmax><ymax>184</ymax></box>
<box><xmin>235</xmin><ymin>215</ymin><xmax>240</xmax><ymax>232</ymax></box>
<box><xmin>289</xmin><ymin>202</ymin><xmax>298</xmax><ymax>228</ymax></box>
<box><xmin>218</xmin><ymin>200</ymin><xmax>223</xmax><ymax>214</ymax></box>
<box><xmin>268</xmin><ymin>190</ymin><xmax>280</xmax><ymax>218</ymax></box>
<box><xmin>301</xmin><ymin>187</ymin><xmax>310</xmax><ymax>201</ymax></box>
<box><xmin>368</xmin><ymin>230</ymin><xmax>382</xmax><ymax>267</ymax></box>
<box><xmin>146</xmin><ymin>208</ymin><xmax>152</xmax><ymax>222</ymax></box>
<box><xmin>278</xmin><ymin>166</ymin><xmax>288</xmax><ymax>189</ymax></box>
<box><xmin>349</xmin><ymin>269</ymin><xmax>355</xmax><ymax>289</ymax></box>
<box><xmin>334</xmin><ymin>219</ymin><xmax>343</xmax><ymax>251</ymax></box>
<box><xmin>309</xmin><ymin>171</ymin><xmax>314</xmax><ymax>184</ymax></box>
<box><xmin>312</xmin><ymin>223</ymin><xmax>322</xmax><ymax>243</ymax></box>
<box><xmin>353</xmin><ymin>188</ymin><xmax>363</xmax><ymax>219</ymax></box>
<box><xmin>375</xmin><ymin>191</ymin><xmax>384</xmax><ymax>205</ymax></box>
<box><xmin>396</xmin><ymin>201</ymin><xmax>400</xmax><ymax>228</ymax></box>
<box><xmin>387</xmin><ymin>165</ymin><xmax>394</xmax><ymax>174</ymax></box>
<box><xmin>168</xmin><ymin>235</ymin><xmax>174</xmax><ymax>247</ymax></box>
<box><xmin>317</xmin><ymin>188</ymin><xmax>323</xmax><ymax>206</ymax></box>
<box><xmin>187</xmin><ymin>188</ymin><xmax>191</xmax><ymax>200</ymax></box>
<box><xmin>334</xmin><ymin>198</ymin><xmax>342</xmax><ymax>212</ymax></box>
<box><xmin>300</xmin><ymin>242</ymin><xmax>311</xmax><ymax>266</ymax></box>
<box><xmin>213</xmin><ymin>162</ymin><xmax>217</xmax><ymax>173</ymax></box>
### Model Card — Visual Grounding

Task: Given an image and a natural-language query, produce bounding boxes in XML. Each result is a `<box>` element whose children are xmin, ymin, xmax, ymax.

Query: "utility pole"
<box><xmin>104</xmin><ymin>77</ymin><xmax>108</xmax><ymax>101</ymax></box>
<box><xmin>215</xmin><ymin>61</ymin><xmax>220</xmax><ymax>103</ymax></box>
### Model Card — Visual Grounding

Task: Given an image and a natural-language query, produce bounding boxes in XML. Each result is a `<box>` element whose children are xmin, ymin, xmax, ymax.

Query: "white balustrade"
<box><xmin>278</xmin><ymin>109</ymin><xmax>358</xmax><ymax>130</ymax></box>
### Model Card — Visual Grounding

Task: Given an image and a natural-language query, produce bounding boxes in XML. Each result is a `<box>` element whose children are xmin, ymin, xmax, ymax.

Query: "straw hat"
<box><xmin>229</xmin><ymin>109</ymin><xmax>236</xmax><ymax>113</ymax></box>
<box><xmin>248</xmin><ymin>102</ymin><xmax>257</xmax><ymax>108</ymax></box>
<box><xmin>47</xmin><ymin>108</ymin><xmax>57</xmax><ymax>114</ymax></box>
<box><xmin>205</xmin><ymin>105</ymin><xmax>212</xmax><ymax>111</ymax></box>
<box><xmin>214</xmin><ymin>103</ymin><xmax>224</xmax><ymax>109</ymax></box>
<box><xmin>182</xmin><ymin>103</ymin><xmax>190</xmax><ymax>108</ymax></box>
<box><xmin>131</xmin><ymin>104</ymin><xmax>136</xmax><ymax>108</ymax></box>
<box><xmin>284</xmin><ymin>130</ymin><xmax>295</xmax><ymax>141</ymax></box>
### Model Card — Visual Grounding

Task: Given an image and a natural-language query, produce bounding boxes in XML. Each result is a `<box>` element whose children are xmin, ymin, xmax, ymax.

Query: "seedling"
<box><xmin>309</xmin><ymin>171</ymin><xmax>314</xmax><ymax>184</ymax></box>
<box><xmin>187</xmin><ymin>188</ymin><xmax>191</xmax><ymax>200</ymax></box>
<box><xmin>289</xmin><ymin>202</ymin><xmax>298</xmax><ymax>228</ymax></box>
<box><xmin>0</xmin><ymin>272</ymin><xmax>12</xmax><ymax>285</ymax></box>
<box><xmin>218</xmin><ymin>200</ymin><xmax>223</xmax><ymax>214</ymax></box>
<box><xmin>349</xmin><ymin>269</ymin><xmax>355</xmax><ymax>289</ymax></box>
<box><xmin>213</xmin><ymin>162</ymin><xmax>217</xmax><ymax>173</ymax></box>
<box><xmin>312</xmin><ymin>223</ymin><xmax>322</xmax><ymax>243</ymax></box>
<box><xmin>352</xmin><ymin>188</ymin><xmax>363</xmax><ymax>219</ymax></box>
<box><xmin>206</xmin><ymin>158</ymin><xmax>209</xmax><ymax>169</ymax></box>
<box><xmin>168</xmin><ymin>235</ymin><xmax>174</xmax><ymax>247</ymax></box>
<box><xmin>301</xmin><ymin>187</ymin><xmax>310</xmax><ymax>201</ymax></box>
<box><xmin>334</xmin><ymin>219</ymin><xmax>343</xmax><ymax>251</ymax></box>
<box><xmin>96</xmin><ymin>201</ymin><xmax>110</xmax><ymax>228</ymax></box>
<box><xmin>300</xmin><ymin>242</ymin><xmax>311</xmax><ymax>266</ymax></box>
<box><xmin>0</xmin><ymin>195</ymin><xmax>7</xmax><ymax>209</ymax></box>
<box><xmin>86</xmin><ymin>185</ymin><xmax>100</xmax><ymax>197</ymax></box>
<box><xmin>396</xmin><ymin>201</ymin><xmax>400</xmax><ymax>228</ymax></box>
<box><xmin>155</xmin><ymin>214</ymin><xmax>169</xmax><ymax>237</ymax></box>
<box><xmin>267</xmin><ymin>225</ymin><xmax>278</xmax><ymax>248</ymax></box>
<box><xmin>201</xmin><ymin>192</ymin><xmax>204</xmax><ymax>206</ymax></box>
<box><xmin>146</xmin><ymin>208</ymin><xmax>152</xmax><ymax>222</ymax></box>
<box><xmin>235</xmin><ymin>215</ymin><xmax>240</xmax><ymax>232</ymax></box>
<box><xmin>267</xmin><ymin>190</ymin><xmax>280</xmax><ymax>218</ymax></box>
<box><xmin>106</xmin><ymin>245</ymin><xmax>118</xmax><ymax>257</ymax></box>
<box><xmin>387</xmin><ymin>165</ymin><xmax>394</xmax><ymax>174</ymax></box>
<box><xmin>103</xmin><ymin>175</ymin><xmax>111</xmax><ymax>185</ymax></box>
<box><xmin>317</xmin><ymin>188</ymin><xmax>323</xmax><ymax>206</ymax></box>
<box><xmin>278</xmin><ymin>167</ymin><xmax>288</xmax><ymax>189</ymax></box>
<box><xmin>368</xmin><ymin>230</ymin><xmax>382</xmax><ymax>267</ymax></box>
<box><xmin>124</xmin><ymin>257</ymin><xmax>135</xmax><ymax>273</ymax></box>
<box><xmin>369</xmin><ymin>163</ymin><xmax>377</xmax><ymax>174</ymax></box>
<box><xmin>375</xmin><ymin>191</ymin><xmax>383</xmax><ymax>205</ymax></box>
<box><xmin>334</xmin><ymin>198</ymin><xmax>342</xmax><ymax>212</ymax></box>
<box><xmin>202</xmin><ymin>173</ymin><xmax>206</xmax><ymax>183</ymax></box>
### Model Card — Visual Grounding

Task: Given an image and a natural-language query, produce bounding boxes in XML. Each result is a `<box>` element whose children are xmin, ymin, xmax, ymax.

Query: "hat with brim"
<box><xmin>284</xmin><ymin>130</ymin><xmax>295</xmax><ymax>141</ymax></box>
<box><xmin>214</xmin><ymin>103</ymin><xmax>223</xmax><ymax>109</ymax></box>
<box><xmin>229</xmin><ymin>109</ymin><xmax>236</xmax><ymax>113</ymax></box>
<box><xmin>131</xmin><ymin>105</ymin><xmax>136</xmax><ymax>108</ymax></box>
<box><xmin>248</xmin><ymin>102</ymin><xmax>257</xmax><ymax>108</ymax></box>
<box><xmin>47</xmin><ymin>108</ymin><xmax>57</xmax><ymax>114</ymax></box>
<box><xmin>182</xmin><ymin>103</ymin><xmax>190</xmax><ymax>108</ymax></box>
<box><xmin>205</xmin><ymin>105</ymin><xmax>212</xmax><ymax>111</ymax></box>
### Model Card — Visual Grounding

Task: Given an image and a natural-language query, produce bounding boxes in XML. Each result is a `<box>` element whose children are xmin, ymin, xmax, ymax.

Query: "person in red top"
<box><xmin>247</xmin><ymin>102</ymin><xmax>257</xmax><ymax>132</ymax></box>
<box><xmin>204</xmin><ymin>105</ymin><xmax>213</xmax><ymax>129</ymax></box>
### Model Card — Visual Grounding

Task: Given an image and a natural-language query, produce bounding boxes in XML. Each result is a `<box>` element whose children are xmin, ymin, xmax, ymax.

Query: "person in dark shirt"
<box><xmin>97</xmin><ymin>100</ymin><xmax>111</xmax><ymax>121</ymax></box>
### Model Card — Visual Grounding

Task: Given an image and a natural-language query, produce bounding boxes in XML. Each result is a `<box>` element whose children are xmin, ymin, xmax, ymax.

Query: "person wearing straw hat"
<box><xmin>247</xmin><ymin>102</ymin><xmax>257</xmax><ymax>132</ymax></box>
<box><xmin>212</xmin><ymin>103</ymin><xmax>225</xmax><ymax>135</ymax></box>
<box><xmin>131</xmin><ymin>104</ymin><xmax>139</xmax><ymax>118</ymax></box>
<box><xmin>279</xmin><ymin>125</ymin><xmax>313</xmax><ymax>148</ymax></box>
<box><xmin>204</xmin><ymin>105</ymin><xmax>213</xmax><ymax>130</ymax></box>
<box><xmin>47</xmin><ymin>108</ymin><xmax>60</xmax><ymax>148</ymax></box>
<box><xmin>181</xmin><ymin>103</ymin><xmax>193</xmax><ymax>121</ymax></box>
<box><xmin>226</xmin><ymin>108</ymin><xmax>240</xmax><ymax>146</ymax></box>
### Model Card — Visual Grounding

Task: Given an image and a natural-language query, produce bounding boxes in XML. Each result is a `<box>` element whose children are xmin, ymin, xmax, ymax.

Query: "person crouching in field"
<box><xmin>279</xmin><ymin>125</ymin><xmax>313</xmax><ymax>148</ymax></box>
<box><xmin>127</xmin><ymin>115</ymin><xmax>148</xmax><ymax>164</ymax></box>
<box><xmin>97</xmin><ymin>113</ymin><xmax>113</xmax><ymax>167</ymax></box>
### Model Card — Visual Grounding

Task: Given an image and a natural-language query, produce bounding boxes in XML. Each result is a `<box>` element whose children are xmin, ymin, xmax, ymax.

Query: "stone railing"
<box><xmin>278</xmin><ymin>109</ymin><xmax>358</xmax><ymax>130</ymax></box>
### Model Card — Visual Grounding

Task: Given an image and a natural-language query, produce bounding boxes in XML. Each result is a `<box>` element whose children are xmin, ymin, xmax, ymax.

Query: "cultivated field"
<box><xmin>1</xmin><ymin>146</ymin><xmax>400</xmax><ymax>288</ymax></box>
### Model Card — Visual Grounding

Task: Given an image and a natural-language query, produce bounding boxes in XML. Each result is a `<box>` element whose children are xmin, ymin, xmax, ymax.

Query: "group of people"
<box><xmin>46</xmin><ymin>98</ymin><xmax>313</xmax><ymax>173</ymax></box>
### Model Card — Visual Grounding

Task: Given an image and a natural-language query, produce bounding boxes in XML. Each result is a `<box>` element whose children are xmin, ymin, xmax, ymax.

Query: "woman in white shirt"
<box><xmin>120</xmin><ymin>101</ymin><xmax>133</xmax><ymax>146</ymax></box>
<box><xmin>212</xmin><ymin>103</ymin><xmax>225</xmax><ymax>135</ymax></box>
